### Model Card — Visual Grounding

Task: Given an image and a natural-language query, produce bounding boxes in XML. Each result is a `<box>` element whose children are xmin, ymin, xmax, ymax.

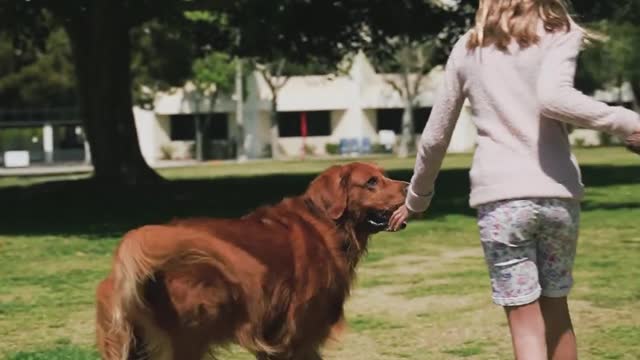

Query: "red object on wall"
<box><xmin>300</xmin><ymin>112</ymin><xmax>308</xmax><ymax>137</ymax></box>
<box><xmin>300</xmin><ymin>112</ymin><xmax>308</xmax><ymax>160</ymax></box>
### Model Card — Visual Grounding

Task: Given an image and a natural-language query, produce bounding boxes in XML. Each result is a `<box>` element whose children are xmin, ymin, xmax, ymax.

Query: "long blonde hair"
<box><xmin>467</xmin><ymin>0</ymin><xmax>573</xmax><ymax>50</ymax></box>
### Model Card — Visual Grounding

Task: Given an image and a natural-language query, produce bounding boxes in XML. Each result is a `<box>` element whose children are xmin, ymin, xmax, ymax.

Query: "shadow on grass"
<box><xmin>0</xmin><ymin>164</ymin><xmax>638</xmax><ymax>238</ymax></box>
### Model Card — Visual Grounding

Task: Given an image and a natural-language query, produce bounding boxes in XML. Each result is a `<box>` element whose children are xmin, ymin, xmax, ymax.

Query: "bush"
<box><xmin>263</xmin><ymin>144</ymin><xmax>272</xmax><ymax>158</ymax></box>
<box><xmin>304</xmin><ymin>143</ymin><xmax>316</xmax><ymax>156</ymax></box>
<box><xmin>325</xmin><ymin>143</ymin><xmax>339</xmax><ymax>155</ymax></box>
<box><xmin>372</xmin><ymin>143</ymin><xmax>392</xmax><ymax>154</ymax></box>
<box><xmin>574</xmin><ymin>138</ymin><xmax>586</xmax><ymax>148</ymax></box>
<box><xmin>159</xmin><ymin>144</ymin><xmax>175</xmax><ymax>160</ymax></box>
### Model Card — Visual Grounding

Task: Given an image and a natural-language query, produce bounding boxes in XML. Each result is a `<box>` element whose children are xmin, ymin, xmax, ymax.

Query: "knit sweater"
<box><xmin>405</xmin><ymin>25</ymin><xmax>640</xmax><ymax>212</ymax></box>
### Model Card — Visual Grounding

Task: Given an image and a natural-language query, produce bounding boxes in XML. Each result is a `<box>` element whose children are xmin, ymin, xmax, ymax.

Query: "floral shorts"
<box><xmin>477</xmin><ymin>199</ymin><xmax>580</xmax><ymax>306</ymax></box>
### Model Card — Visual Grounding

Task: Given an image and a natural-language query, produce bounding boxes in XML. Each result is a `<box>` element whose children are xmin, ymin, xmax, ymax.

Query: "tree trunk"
<box><xmin>397</xmin><ymin>100</ymin><xmax>414</xmax><ymax>158</ymax></box>
<box><xmin>630</xmin><ymin>77</ymin><xmax>640</xmax><ymax>112</ymax></box>
<box><xmin>235</xmin><ymin>60</ymin><xmax>247</xmax><ymax>161</ymax></box>
<box><xmin>269</xmin><ymin>97</ymin><xmax>280</xmax><ymax>159</ymax></box>
<box><xmin>64</xmin><ymin>0</ymin><xmax>161</xmax><ymax>185</ymax></box>
<box><xmin>195</xmin><ymin>114</ymin><xmax>205</xmax><ymax>161</ymax></box>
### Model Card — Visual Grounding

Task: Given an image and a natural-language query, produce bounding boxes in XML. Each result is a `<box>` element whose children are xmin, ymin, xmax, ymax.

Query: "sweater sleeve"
<box><xmin>537</xmin><ymin>29</ymin><xmax>640</xmax><ymax>138</ymax></box>
<box><xmin>405</xmin><ymin>53</ymin><xmax>465</xmax><ymax>213</ymax></box>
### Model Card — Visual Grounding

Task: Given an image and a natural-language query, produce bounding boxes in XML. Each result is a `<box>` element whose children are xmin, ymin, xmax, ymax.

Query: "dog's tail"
<box><xmin>107</xmin><ymin>225</ymin><xmax>281</xmax><ymax>359</ymax></box>
<box><xmin>109</xmin><ymin>225</ymin><xmax>205</xmax><ymax>360</ymax></box>
<box><xmin>106</xmin><ymin>227</ymin><xmax>153</xmax><ymax>360</ymax></box>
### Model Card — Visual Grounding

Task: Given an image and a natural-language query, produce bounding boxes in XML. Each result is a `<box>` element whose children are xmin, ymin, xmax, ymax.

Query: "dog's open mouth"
<box><xmin>366</xmin><ymin>210</ymin><xmax>407</xmax><ymax>231</ymax></box>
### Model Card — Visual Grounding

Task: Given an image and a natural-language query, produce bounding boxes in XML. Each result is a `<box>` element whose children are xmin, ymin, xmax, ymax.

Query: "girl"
<box><xmin>388</xmin><ymin>0</ymin><xmax>640</xmax><ymax>359</ymax></box>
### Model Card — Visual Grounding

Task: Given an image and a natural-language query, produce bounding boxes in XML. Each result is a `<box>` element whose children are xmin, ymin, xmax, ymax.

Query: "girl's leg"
<box><xmin>504</xmin><ymin>301</ymin><xmax>547</xmax><ymax>360</ymax></box>
<box><xmin>477</xmin><ymin>200</ymin><xmax>547</xmax><ymax>359</ymax></box>
<box><xmin>540</xmin><ymin>296</ymin><xmax>577</xmax><ymax>360</ymax></box>
<box><xmin>537</xmin><ymin>200</ymin><xmax>580</xmax><ymax>360</ymax></box>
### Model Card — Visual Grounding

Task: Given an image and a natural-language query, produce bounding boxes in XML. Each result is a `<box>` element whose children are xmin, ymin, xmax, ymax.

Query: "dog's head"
<box><xmin>305</xmin><ymin>162</ymin><xmax>408</xmax><ymax>233</ymax></box>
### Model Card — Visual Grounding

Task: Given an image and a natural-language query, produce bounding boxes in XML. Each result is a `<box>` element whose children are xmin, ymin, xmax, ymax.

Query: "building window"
<box><xmin>170</xmin><ymin>113</ymin><xmax>229</xmax><ymax>141</ymax></box>
<box><xmin>278</xmin><ymin>111</ymin><xmax>331</xmax><ymax>138</ymax></box>
<box><xmin>377</xmin><ymin>109</ymin><xmax>402</xmax><ymax>134</ymax></box>
<box><xmin>55</xmin><ymin>126</ymin><xmax>85</xmax><ymax>149</ymax></box>
<box><xmin>413</xmin><ymin>107</ymin><xmax>432</xmax><ymax>133</ymax></box>
<box><xmin>376</xmin><ymin>107</ymin><xmax>432</xmax><ymax>134</ymax></box>
<box><xmin>206</xmin><ymin>113</ymin><xmax>229</xmax><ymax>140</ymax></box>
<box><xmin>170</xmin><ymin>114</ymin><xmax>195</xmax><ymax>140</ymax></box>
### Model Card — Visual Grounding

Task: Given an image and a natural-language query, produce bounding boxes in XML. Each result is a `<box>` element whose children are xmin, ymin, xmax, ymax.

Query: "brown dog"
<box><xmin>96</xmin><ymin>162</ymin><xmax>408</xmax><ymax>360</ymax></box>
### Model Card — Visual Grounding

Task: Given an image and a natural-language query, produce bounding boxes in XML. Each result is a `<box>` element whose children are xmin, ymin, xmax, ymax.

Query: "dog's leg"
<box><xmin>292</xmin><ymin>348</ymin><xmax>322</xmax><ymax>360</ymax></box>
<box><xmin>256</xmin><ymin>348</ymin><xmax>322</xmax><ymax>360</ymax></box>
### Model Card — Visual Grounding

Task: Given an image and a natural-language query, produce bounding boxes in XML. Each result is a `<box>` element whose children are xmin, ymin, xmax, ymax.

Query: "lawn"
<box><xmin>0</xmin><ymin>147</ymin><xmax>638</xmax><ymax>359</ymax></box>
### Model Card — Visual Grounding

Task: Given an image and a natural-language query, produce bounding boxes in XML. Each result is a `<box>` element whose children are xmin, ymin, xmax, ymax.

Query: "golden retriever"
<box><xmin>96</xmin><ymin>162</ymin><xmax>408</xmax><ymax>360</ymax></box>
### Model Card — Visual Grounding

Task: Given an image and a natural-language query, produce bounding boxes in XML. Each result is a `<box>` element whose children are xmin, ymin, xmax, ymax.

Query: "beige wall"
<box><xmin>278</xmin><ymin>136</ymin><xmax>332</xmax><ymax>156</ymax></box>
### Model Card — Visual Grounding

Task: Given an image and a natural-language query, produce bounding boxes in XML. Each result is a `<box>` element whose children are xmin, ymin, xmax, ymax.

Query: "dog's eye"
<box><xmin>366</xmin><ymin>177</ymin><xmax>378</xmax><ymax>188</ymax></box>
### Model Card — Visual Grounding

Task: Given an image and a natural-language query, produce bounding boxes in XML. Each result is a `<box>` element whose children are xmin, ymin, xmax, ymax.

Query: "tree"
<box><xmin>0</xmin><ymin>27</ymin><xmax>76</xmax><ymax>108</ymax></box>
<box><xmin>377</xmin><ymin>40</ymin><xmax>436</xmax><ymax>158</ymax></box>
<box><xmin>572</xmin><ymin>0</ymin><xmax>640</xmax><ymax>108</ymax></box>
<box><xmin>1</xmin><ymin>0</ymin><xmax>229</xmax><ymax>185</ymax></box>
<box><xmin>361</xmin><ymin>0</ymin><xmax>472</xmax><ymax>157</ymax></box>
<box><xmin>578</xmin><ymin>22</ymin><xmax>640</xmax><ymax>109</ymax></box>
<box><xmin>191</xmin><ymin>51</ymin><xmax>236</xmax><ymax>161</ymax></box>
<box><xmin>255</xmin><ymin>60</ymin><xmax>289</xmax><ymax>160</ymax></box>
<box><xmin>130</xmin><ymin>20</ymin><xmax>200</xmax><ymax>109</ymax></box>
<box><xmin>251</xmin><ymin>58</ymin><xmax>334</xmax><ymax>159</ymax></box>
<box><xmin>571</xmin><ymin>0</ymin><xmax>640</xmax><ymax>23</ymax></box>
<box><xmin>225</xmin><ymin>1</ymin><xmax>364</xmax><ymax>159</ymax></box>
<box><xmin>3</xmin><ymin>0</ymin><xmax>468</xmax><ymax>182</ymax></box>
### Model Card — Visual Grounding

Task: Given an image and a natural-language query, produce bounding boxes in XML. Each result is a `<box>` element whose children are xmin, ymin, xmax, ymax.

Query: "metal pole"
<box><xmin>235</xmin><ymin>59</ymin><xmax>247</xmax><ymax>162</ymax></box>
<box><xmin>43</xmin><ymin>122</ymin><xmax>54</xmax><ymax>164</ymax></box>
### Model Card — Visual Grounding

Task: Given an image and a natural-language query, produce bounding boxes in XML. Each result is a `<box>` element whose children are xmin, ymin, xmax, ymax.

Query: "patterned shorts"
<box><xmin>477</xmin><ymin>199</ymin><xmax>580</xmax><ymax>306</ymax></box>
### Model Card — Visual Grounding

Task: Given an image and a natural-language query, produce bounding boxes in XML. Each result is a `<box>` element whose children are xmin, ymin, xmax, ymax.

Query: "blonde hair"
<box><xmin>467</xmin><ymin>0</ymin><xmax>573</xmax><ymax>50</ymax></box>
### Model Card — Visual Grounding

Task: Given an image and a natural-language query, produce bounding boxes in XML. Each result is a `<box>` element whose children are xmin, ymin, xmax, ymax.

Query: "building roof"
<box><xmin>153</xmin><ymin>83</ymin><xmax>237</xmax><ymax>115</ymax></box>
<box><xmin>252</xmin><ymin>52</ymin><xmax>446</xmax><ymax>112</ymax></box>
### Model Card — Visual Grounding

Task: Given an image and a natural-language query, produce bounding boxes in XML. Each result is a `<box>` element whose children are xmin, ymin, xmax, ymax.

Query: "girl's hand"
<box><xmin>388</xmin><ymin>205</ymin><xmax>414</xmax><ymax>232</ymax></box>
<box><xmin>625</xmin><ymin>131</ymin><xmax>640</xmax><ymax>155</ymax></box>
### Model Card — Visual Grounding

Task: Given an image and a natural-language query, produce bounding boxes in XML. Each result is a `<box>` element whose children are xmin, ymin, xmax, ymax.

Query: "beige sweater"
<box><xmin>406</xmin><ymin>26</ymin><xmax>640</xmax><ymax>212</ymax></box>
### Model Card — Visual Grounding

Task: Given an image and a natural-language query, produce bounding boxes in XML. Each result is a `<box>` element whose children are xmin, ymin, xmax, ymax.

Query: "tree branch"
<box><xmin>385</xmin><ymin>77</ymin><xmax>405</xmax><ymax>99</ymax></box>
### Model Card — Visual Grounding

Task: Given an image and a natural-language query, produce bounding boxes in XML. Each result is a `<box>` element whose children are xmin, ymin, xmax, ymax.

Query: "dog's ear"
<box><xmin>306</xmin><ymin>165</ymin><xmax>348</xmax><ymax>220</ymax></box>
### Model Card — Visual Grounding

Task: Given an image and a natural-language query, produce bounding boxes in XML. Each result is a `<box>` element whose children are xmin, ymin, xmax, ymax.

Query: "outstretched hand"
<box><xmin>625</xmin><ymin>131</ymin><xmax>640</xmax><ymax>155</ymax></box>
<box><xmin>388</xmin><ymin>205</ymin><xmax>415</xmax><ymax>232</ymax></box>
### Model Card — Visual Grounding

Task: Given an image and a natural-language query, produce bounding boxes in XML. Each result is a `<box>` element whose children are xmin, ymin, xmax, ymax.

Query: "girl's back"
<box><xmin>452</xmin><ymin>24</ymin><xmax>587</xmax><ymax>207</ymax></box>
<box><xmin>407</xmin><ymin>2</ymin><xmax>640</xmax><ymax>210</ymax></box>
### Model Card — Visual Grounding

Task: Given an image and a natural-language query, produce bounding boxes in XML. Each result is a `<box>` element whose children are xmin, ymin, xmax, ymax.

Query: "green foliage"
<box><xmin>377</xmin><ymin>40</ymin><xmax>436</xmax><ymax>75</ymax></box>
<box><xmin>372</xmin><ymin>143</ymin><xmax>392</xmax><ymax>154</ymax></box>
<box><xmin>578</xmin><ymin>22</ymin><xmax>640</xmax><ymax>94</ymax></box>
<box><xmin>0</xmin><ymin>127</ymin><xmax>42</xmax><ymax>151</ymax></box>
<box><xmin>0</xmin><ymin>28</ymin><xmax>75</xmax><ymax>107</ymax></box>
<box><xmin>572</xmin><ymin>0</ymin><xmax>640</xmax><ymax>23</ymax></box>
<box><xmin>183</xmin><ymin>10</ymin><xmax>226</xmax><ymax>25</ymax></box>
<box><xmin>325</xmin><ymin>143</ymin><xmax>339</xmax><ymax>155</ymax></box>
<box><xmin>130</xmin><ymin>20</ymin><xmax>198</xmax><ymax>108</ymax></box>
<box><xmin>192</xmin><ymin>52</ymin><xmax>236</xmax><ymax>96</ymax></box>
<box><xmin>573</xmin><ymin>1</ymin><xmax>640</xmax><ymax>101</ymax></box>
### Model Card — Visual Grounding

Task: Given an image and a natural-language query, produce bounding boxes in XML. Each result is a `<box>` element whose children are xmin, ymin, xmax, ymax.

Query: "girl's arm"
<box><xmin>537</xmin><ymin>29</ymin><xmax>640</xmax><ymax>138</ymax></box>
<box><xmin>405</xmin><ymin>54</ymin><xmax>465</xmax><ymax>213</ymax></box>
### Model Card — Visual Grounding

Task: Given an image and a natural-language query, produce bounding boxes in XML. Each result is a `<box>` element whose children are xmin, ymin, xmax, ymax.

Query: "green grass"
<box><xmin>442</xmin><ymin>341</ymin><xmax>494</xmax><ymax>357</ymax></box>
<box><xmin>0</xmin><ymin>147</ymin><xmax>639</xmax><ymax>359</ymax></box>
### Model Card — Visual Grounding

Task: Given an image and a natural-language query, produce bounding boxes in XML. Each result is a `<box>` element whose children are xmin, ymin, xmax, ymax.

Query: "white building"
<box><xmin>3</xmin><ymin>53</ymin><xmax>630</xmax><ymax>168</ymax></box>
<box><xmin>133</xmin><ymin>52</ymin><xmax>477</xmax><ymax>164</ymax></box>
